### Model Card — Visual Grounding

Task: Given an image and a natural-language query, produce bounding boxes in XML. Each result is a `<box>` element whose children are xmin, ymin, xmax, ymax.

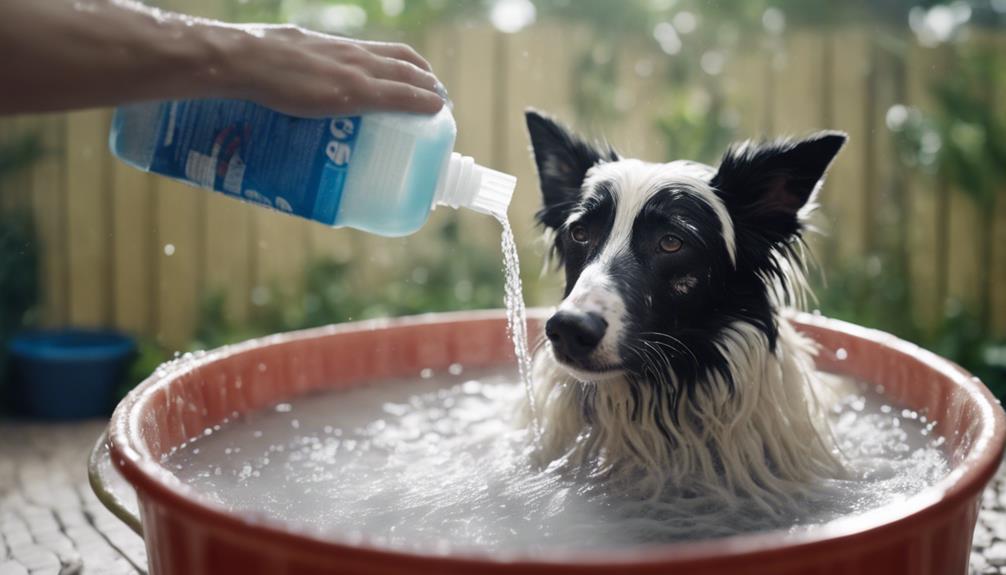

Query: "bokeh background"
<box><xmin>1</xmin><ymin>0</ymin><xmax>1004</xmax><ymax>399</ymax></box>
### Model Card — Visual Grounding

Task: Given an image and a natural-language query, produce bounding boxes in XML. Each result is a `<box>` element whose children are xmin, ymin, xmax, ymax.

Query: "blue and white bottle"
<box><xmin>109</xmin><ymin>100</ymin><xmax>515</xmax><ymax>237</ymax></box>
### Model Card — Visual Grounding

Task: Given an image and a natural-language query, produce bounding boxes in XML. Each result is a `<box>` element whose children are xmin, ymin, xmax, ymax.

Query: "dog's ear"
<box><xmin>525</xmin><ymin>109</ymin><xmax>615</xmax><ymax>230</ymax></box>
<box><xmin>712</xmin><ymin>131</ymin><xmax>846</xmax><ymax>248</ymax></box>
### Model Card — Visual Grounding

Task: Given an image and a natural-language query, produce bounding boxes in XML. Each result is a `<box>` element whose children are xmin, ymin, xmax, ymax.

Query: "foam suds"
<box><xmin>167</xmin><ymin>368</ymin><xmax>948</xmax><ymax>555</ymax></box>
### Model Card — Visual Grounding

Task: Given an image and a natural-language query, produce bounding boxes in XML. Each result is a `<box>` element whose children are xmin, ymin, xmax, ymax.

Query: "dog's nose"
<box><xmin>545</xmin><ymin>311</ymin><xmax>607</xmax><ymax>361</ymax></box>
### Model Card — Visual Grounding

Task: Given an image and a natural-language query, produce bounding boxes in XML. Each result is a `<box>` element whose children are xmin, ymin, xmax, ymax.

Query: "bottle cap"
<box><xmin>468</xmin><ymin>165</ymin><xmax>517</xmax><ymax>216</ymax></box>
<box><xmin>435</xmin><ymin>153</ymin><xmax>516</xmax><ymax>216</ymax></box>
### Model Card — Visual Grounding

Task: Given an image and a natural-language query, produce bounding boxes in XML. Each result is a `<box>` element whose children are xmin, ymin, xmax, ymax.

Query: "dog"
<box><xmin>519</xmin><ymin>110</ymin><xmax>848</xmax><ymax>509</ymax></box>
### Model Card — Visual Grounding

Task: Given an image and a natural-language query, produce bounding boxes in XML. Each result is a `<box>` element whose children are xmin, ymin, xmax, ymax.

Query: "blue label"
<box><xmin>148</xmin><ymin>100</ymin><xmax>359</xmax><ymax>225</ymax></box>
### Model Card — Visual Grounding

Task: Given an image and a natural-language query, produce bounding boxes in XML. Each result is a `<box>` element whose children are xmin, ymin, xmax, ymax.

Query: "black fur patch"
<box><xmin>525</xmin><ymin>109</ymin><xmax>618</xmax><ymax>232</ymax></box>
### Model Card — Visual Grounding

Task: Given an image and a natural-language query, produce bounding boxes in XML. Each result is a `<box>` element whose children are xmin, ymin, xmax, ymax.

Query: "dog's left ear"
<box><xmin>712</xmin><ymin>131</ymin><xmax>847</xmax><ymax>247</ymax></box>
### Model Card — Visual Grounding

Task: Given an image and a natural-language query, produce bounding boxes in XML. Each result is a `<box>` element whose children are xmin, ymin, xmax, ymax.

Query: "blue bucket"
<box><xmin>8</xmin><ymin>329</ymin><xmax>136</xmax><ymax>420</ymax></box>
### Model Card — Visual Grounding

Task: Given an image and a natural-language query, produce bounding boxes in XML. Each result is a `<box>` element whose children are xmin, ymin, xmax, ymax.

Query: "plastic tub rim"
<box><xmin>105</xmin><ymin>309</ymin><xmax>1006</xmax><ymax>569</ymax></box>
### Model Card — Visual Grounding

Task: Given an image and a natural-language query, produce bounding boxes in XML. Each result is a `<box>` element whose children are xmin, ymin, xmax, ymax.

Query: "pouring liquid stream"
<box><xmin>495</xmin><ymin>214</ymin><xmax>542</xmax><ymax>443</ymax></box>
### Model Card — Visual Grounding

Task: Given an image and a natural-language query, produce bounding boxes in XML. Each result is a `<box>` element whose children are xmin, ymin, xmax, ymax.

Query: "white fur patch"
<box><xmin>570</xmin><ymin>159</ymin><xmax>737</xmax><ymax>266</ymax></box>
<box><xmin>520</xmin><ymin>316</ymin><xmax>844</xmax><ymax>508</ymax></box>
<box><xmin>555</xmin><ymin>159</ymin><xmax>738</xmax><ymax>372</ymax></box>
<box><xmin>557</xmin><ymin>262</ymin><xmax>625</xmax><ymax>370</ymax></box>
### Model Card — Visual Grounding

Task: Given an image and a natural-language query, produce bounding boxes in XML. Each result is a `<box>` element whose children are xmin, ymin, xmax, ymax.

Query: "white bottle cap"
<box><xmin>434</xmin><ymin>153</ymin><xmax>516</xmax><ymax>216</ymax></box>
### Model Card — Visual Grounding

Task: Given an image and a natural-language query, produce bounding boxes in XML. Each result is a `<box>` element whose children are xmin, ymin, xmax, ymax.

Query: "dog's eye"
<box><xmin>658</xmin><ymin>235</ymin><xmax>683</xmax><ymax>253</ymax></box>
<box><xmin>569</xmin><ymin>224</ymin><xmax>589</xmax><ymax>244</ymax></box>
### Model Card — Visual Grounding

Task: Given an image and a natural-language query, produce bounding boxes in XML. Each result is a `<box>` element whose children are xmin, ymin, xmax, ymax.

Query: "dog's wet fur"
<box><xmin>520</xmin><ymin>110</ymin><xmax>848</xmax><ymax>507</ymax></box>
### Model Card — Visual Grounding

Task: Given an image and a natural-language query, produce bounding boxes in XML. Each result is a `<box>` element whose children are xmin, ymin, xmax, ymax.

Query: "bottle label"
<box><xmin>149</xmin><ymin>100</ymin><xmax>360</xmax><ymax>224</ymax></box>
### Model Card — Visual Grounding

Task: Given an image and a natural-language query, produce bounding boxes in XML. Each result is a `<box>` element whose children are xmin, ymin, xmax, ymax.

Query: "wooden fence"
<box><xmin>1</xmin><ymin>11</ymin><xmax>1004</xmax><ymax>349</ymax></box>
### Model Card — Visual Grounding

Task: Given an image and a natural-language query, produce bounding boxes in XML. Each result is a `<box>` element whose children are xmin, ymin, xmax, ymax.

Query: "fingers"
<box><xmin>361</xmin><ymin>41</ymin><xmax>434</xmax><ymax>73</ymax></box>
<box><xmin>360</xmin><ymin>78</ymin><xmax>445</xmax><ymax>115</ymax></box>
<box><xmin>368</xmin><ymin>55</ymin><xmax>441</xmax><ymax>95</ymax></box>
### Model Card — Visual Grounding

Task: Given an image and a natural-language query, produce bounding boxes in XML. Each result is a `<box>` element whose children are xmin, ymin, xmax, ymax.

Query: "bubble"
<box><xmin>489</xmin><ymin>0</ymin><xmax>536</xmax><ymax>34</ymax></box>
<box><xmin>700</xmin><ymin>51</ymin><xmax>726</xmax><ymax>76</ymax></box>
<box><xmin>163</xmin><ymin>244</ymin><xmax>176</xmax><ymax>256</ymax></box>
<box><xmin>634</xmin><ymin>59</ymin><xmax>655</xmax><ymax>78</ymax></box>
<box><xmin>762</xmin><ymin>7</ymin><xmax>786</xmax><ymax>35</ymax></box>
<box><xmin>886</xmin><ymin>104</ymin><xmax>909</xmax><ymax>131</ymax></box>
<box><xmin>381</xmin><ymin>0</ymin><xmax>404</xmax><ymax>17</ymax></box>
<box><xmin>672</xmin><ymin>11</ymin><xmax>698</xmax><ymax>34</ymax></box>
<box><xmin>653</xmin><ymin>22</ymin><xmax>681</xmax><ymax>55</ymax></box>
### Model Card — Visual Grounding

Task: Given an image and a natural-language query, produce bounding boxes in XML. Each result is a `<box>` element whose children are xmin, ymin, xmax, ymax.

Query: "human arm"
<box><xmin>0</xmin><ymin>0</ymin><xmax>447</xmax><ymax>117</ymax></box>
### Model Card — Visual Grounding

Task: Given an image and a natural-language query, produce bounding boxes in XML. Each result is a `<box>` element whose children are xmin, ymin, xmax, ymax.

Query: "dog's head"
<box><xmin>526</xmin><ymin>110</ymin><xmax>845</xmax><ymax>392</ymax></box>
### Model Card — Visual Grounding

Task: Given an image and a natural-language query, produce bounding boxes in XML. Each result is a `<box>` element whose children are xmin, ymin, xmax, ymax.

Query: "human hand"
<box><xmin>220</xmin><ymin>25</ymin><xmax>448</xmax><ymax>118</ymax></box>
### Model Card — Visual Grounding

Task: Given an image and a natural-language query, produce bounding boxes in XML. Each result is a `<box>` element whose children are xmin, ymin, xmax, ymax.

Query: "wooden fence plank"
<box><xmin>724</xmin><ymin>43</ymin><xmax>770</xmax><ymax>140</ymax></box>
<box><xmin>827</xmin><ymin>28</ymin><xmax>871</xmax><ymax>264</ymax></box>
<box><xmin>2</xmin><ymin>117</ymin><xmax>35</xmax><ymax>215</ymax></box>
<box><xmin>0</xmin><ymin>117</ymin><xmax>17</xmax><ymax>214</ymax></box>
<box><xmin>771</xmin><ymin>31</ymin><xmax>830</xmax><ymax>269</ymax></box>
<box><xmin>450</xmin><ymin>25</ymin><xmax>502</xmax><ymax>254</ymax></box>
<box><xmin>870</xmin><ymin>40</ymin><xmax>906</xmax><ymax>260</ymax></box>
<box><xmin>252</xmin><ymin>208</ymin><xmax>310</xmax><ymax>309</ymax></box>
<box><xmin>611</xmin><ymin>39</ymin><xmax>666</xmax><ymax>162</ymax></box>
<box><xmin>111</xmin><ymin>163</ymin><xmax>154</xmax><ymax>335</ymax></box>
<box><xmin>771</xmin><ymin>32</ymin><xmax>825</xmax><ymax>135</ymax></box>
<box><xmin>202</xmin><ymin>194</ymin><xmax>254</xmax><ymax>325</ymax></box>
<box><xmin>30</xmin><ymin>115</ymin><xmax>68</xmax><ymax>327</ymax></box>
<box><xmin>946</xmin><ymin>192</ymin><xmax>984</xmax><ymax>311</ymax></box>
<box><xmin>989</xmin><ymin>34</ymin><xmax>1006</xmax><ymax>337</ymax></box>
<box><xmin>65</xmin><ymin>109</ymin><xmax>113</xmax><ymax>327</ymax></box>
<box><xmin>155</xmin><ymin>180</ymin><xmax>200</xmax><ymax>350</ymax></box>
<box><xmin>501</xmin><ymin>23</ymin><xmax>588</xmax><ymax>305</ymax></box>
<box><xmin>904</xmin><ymin>43</ymin><xmax>943</xmax><ymax>332</ymax></box>
<box><xmin>503</xmin><ymin>23</ymin><xmax>584</xmax><ymax>246</ymax></box>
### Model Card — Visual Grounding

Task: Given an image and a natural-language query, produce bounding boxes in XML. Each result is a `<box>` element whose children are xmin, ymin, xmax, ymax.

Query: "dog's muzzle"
<box><xmin>545</xmin><ymin>310</ymin><xmax>608</xmax><ymax>365</ymax></box>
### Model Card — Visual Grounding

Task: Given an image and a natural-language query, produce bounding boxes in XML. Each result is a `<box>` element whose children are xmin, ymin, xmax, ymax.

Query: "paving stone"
<box><xmin>972</xmin><ymin>550</ymin><xmax>991</xmax><ymax>573</ymax></box>
<box><xmin>986</xmin><ymin>541</ymin><xmax>1006</xmax><ymax>566</ymax></box>
<box><xmin>976</xmin><ymin>522</ymin><xmax>996</xmax><ymax>548</ymax></box>
<box><xmin>7</xmin><ymin>545</ymin><xmax>59</xmax><ymax>572</ymax></box>
<box><xmin>981</xmin><ymin>510</ymin><xmax>1006</xmax><ymax>529</ymax></box>
<box><xmin>0</xmin><ymin>561</ymin><xmax>28</xmax><ymax>575</ymax></box>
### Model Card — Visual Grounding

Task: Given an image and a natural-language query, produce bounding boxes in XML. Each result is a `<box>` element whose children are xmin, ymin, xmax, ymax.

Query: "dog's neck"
<box><xmin>519</xmin><ymin>312</ymin><xmax>843</xmax><ymax>506</ymax></box>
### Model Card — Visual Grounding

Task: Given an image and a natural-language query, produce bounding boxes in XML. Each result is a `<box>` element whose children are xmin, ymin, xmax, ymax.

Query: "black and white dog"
<box><xmin>520</xmin><ymin>110</ymin><xmax>848</xmax><ymax>506</ymax></box>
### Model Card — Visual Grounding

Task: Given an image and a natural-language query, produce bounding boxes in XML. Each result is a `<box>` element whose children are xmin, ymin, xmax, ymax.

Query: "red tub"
<box><xmin>90</xmin><ymin>310</ymin><xmax>1005</xmax><ymax>575</ymax></box>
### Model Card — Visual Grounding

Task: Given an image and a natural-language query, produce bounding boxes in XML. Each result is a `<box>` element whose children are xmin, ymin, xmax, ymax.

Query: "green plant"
<box><xmin>116</xmin><ymin>337</ymin><xmax>171</xmax><ymax>401</ymax></box>
<box><xmin>655</xmin><ymin>84</ymin><xmax>737</xmax><ymax>165</ymax></box>
<box><xmin>883</xmin><ymin>41</ymin><xmax>1005</xmax><ymax>397</ymax></box>
<box><xmin>813</xmin><ymin>258</ymin><xmax>1006</xmax><ymax>401</ymax></box>
<box><xmin>193</xmin><ymin>217</ymin><xmax>512</xmax><ymax>349</ymax></box>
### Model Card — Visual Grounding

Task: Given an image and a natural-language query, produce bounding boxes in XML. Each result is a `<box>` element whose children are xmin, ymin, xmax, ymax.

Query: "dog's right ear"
<box><xmin>525</xmin><ymin>109</ymin><xmax>614</xmax><ymax>230</ymax></box>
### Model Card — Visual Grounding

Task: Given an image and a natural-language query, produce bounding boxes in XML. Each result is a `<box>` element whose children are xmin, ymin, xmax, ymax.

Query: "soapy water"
<box><xmin>167</xmin><ymin>368</ymin><xmax>948</xmax><ymax>555</ymax></box>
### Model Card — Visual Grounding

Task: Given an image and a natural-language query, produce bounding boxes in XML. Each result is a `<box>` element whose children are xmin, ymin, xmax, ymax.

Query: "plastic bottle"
<box><xmin>108</xmin><ymin>100</ymin><xmax>515</xmax><ymax>236</ymax></box>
